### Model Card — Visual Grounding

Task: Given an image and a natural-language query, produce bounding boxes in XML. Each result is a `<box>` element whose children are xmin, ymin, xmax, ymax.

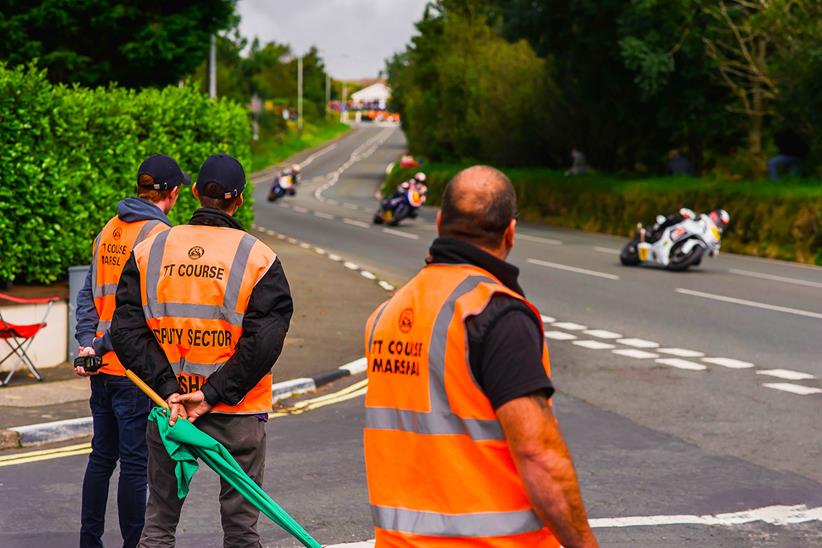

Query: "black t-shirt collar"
<box><xmin>427</xmin><ymin>237</ymin><xmax>524</xmax><ymax>296</ymax></box>
<box><xmin>188</xmin><ymin>208</ymin><xmax>244</xmax><ymax>230</ymax></box>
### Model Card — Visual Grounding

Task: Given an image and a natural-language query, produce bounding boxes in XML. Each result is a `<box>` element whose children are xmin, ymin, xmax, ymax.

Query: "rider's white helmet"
<box><xmin>710</xmin><ymin>209</ymin><xmax>730</xmax><ymax>231</ymax></box>
<box><xmin>291</xmin><ymin>163</ymin><xmax>301</xmax><ymax>173</ymax></box>
<box><xmin>413</xmin><ymin>172</ymin><xmax>426</xmax><ymax>183</ymax></box>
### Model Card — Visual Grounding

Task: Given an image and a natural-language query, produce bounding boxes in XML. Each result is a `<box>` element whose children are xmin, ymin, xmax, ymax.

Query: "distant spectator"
<box><xmin>768</xmin><ymin>128</ymin><xmax>809</xmax><ymax>180</ymax></box>
<box><xmin>565</xmin><ymin>148</ymin><xmax>588</xmax><ymax>176</ymax></box>
<box><xmin>666</xmin><ymin>149</ymin><xmax>694</xmax><ymax>176</ymax></box>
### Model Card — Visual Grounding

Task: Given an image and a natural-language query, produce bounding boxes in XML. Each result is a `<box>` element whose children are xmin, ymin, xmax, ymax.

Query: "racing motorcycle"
<box><xmin>620</xmin><ymin>209</ymin><xmax>730</xmax><ymax>271</ymax></box>
<box><xmin>267</xmin><ymin>164</ymin><xmax>301</xmax><ymax>202</ymax></box>
<box><xmin>373</xmin><ymin>184</ymin><xmax>427</xmax><ymax>226</ymax></box>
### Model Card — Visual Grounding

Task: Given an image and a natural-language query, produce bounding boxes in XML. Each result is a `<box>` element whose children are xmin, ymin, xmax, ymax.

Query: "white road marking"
<box><xmin>675</xmin><ymin>288</ymin><xmax>822</xmax><ymax>321</ymax></box>
<box><xmin>728</xmin><ymin>268</ymin><xmax>822</xmax><ymax>289</ymax></box>
<box><xmin>360</xmin><ymin>271</ymin><xmax>377</xmax><ymax>280</ymax></box>
<box><xmin>757</xmin><ymin>369</ymin><xmax>815</xmax><ymax>381</ymax></box>
<box><xmin>314</xmin><ymin>247</ymin><xmax>326</xmax><ymax>255</ymax></box>
<box><xmin>383</xmin><ymin>228</ymin><xmax>419</xmax><ymax>240</ymax></box>
<box><xmin>343</xmin><ymin>261</ymin><xmax>359</xmax><ymax>271</ymax></box>
<box><xmin>613</xmin><ymin>349</ymin><xmax>659</xmax><ymax>359</ymax></box>
<box><xmin>763</xmin><ymin>383</ymin><xmax>822</xmax><ymax>396</ymax></box>
<box><xmin>328</xmin><ymin>254</ymin><xmax>342</xmax><ymax>262</ymax></box>
<box><xmin>573</xmin><ymin>340</ymin><xmax>615</xmax><ymax>350</ymax></box>
<box><xmin>545</xmin><ymin>331</ymin><xmax>577</xmax><ymax>341</ymax></box>
<box><xmin>528</xmin><ymin>258</ymin><xmax>620</xmax><ymax>280</ymax></box>
<box><xmin>594</xmin><ymin>246</ymin><xmax>620</xmax><ymax>255</ymax></box>
<box><xmin>276</xmin><ymin>234</ymin><xmax>286</xmax><ymax>240</ymax></box>
<box><xmin>313</xmin><ymin>211</ymin><xmax>334</xmax><ymax>219</ymax></box>
<box><xmin>378</xmin><ymin>281</ymin><xmax>395</xmax><ymax>291</ymax></box>
<box><xmin>287</xmin><ymin>238</ymin><xmax>298</xmax><ymax>245</ymax></box>
<box><xmin>618</xmin><ymin>338</ymin><xmax>660</xmax><ymax>349</ymax></box>
<box><xmin>658</xmin><ymin>348</ymin><xmax>704</xmax><ymax>358</ymax></box>
<box><xmin>343</xmin><ymin>202</ymin><xmax>360</xmax><ymax>210</ymax></box>
<box><xmin>702</xmin><ymin>357</ymin><xmax>754</xmax><ymax>369</ymax></box>
<box><xmin>656</xmin><ymin>358</ymin><xmax>707</xmax><ymax>371</ymax></box>
<box><xmin>279</xmin><ymin>203</ymin><xmax>292</xmax><ymax>209</ymax></box>
<box><xmin>298</xmin><ymin>142</ymin><xmax>337</xmax><ymax>167</ymax></box>
<box><xmin>299</xmin><ymin>242</ymin><xmax>310</xmax><ymax>249</ymax></box>
<box><xmin>326</xmin><ymin>199</ymin><xmax>339</xmax><ymax>205</ymax></box>
<box><xmin>540</xmin><ymin>315</ymin><xmax>556</xmax><ymax>324</ymax></box>
<box><xmin>339</xmin><ymin>357</ymin><xmax>367</xmax><ymax>375</ymax></box>
<box><xmin>552</xmin><ymin>321</ymin><xmax>587</xmax><ymax>331</ymax></box>
<box><xmin>343</xmin><ymin>218</ymin><xmax>371</xmax><ymax>229</ymax></box>
<box><xmin>265</xmin><ymin>229</ymin><xmax>276</xmax><ymax>236</ymax></box>
<box><xmin>584</xmin><ymin>329</ymin><xmax>622</xmax><ymax>339</ymax></box>
<box><xmin>293</xmin><ymin>206</ymin><xmax>308</xmax><ymax>213</ymax></box>
<box><xmin>518</xmin><ymin>234</ymin><xmax>562</xmax><ymax>245</ymax></box>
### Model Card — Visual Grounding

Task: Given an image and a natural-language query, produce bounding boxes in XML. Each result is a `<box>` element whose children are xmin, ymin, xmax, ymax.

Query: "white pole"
<box><xmin>325</xmin><ymin>73</ymin><xmax>331</xmax><ymax>118</ymax></box>
<box><xmin>209</xmin><ymin>34</ymin><xmax>217</xmax><ymax>99</ymax></box>
<box><xmin>297</xmin><ymin>55</ymin><xmax>303</xmax><ymax>132</ymax></box>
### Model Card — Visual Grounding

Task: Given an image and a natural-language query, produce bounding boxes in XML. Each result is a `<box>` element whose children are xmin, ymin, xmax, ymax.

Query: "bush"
<box><xmin>386</xmin><ymin>165</ymin><xmax>822</xmax><ymax>265</ymax></box>
<box><xmin>0</xmin><ymin>64</ymin><xmax>252</xmax><ymax>284</ymax></box>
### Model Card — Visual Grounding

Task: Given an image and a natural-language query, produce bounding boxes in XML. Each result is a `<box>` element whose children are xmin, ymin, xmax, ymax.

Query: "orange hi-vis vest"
<box><xmin>91</xmin><ymin>216</ymin><xmax>168</xmax><ymax>375</ymax></box>
<box><xmin>133</xmin><ymin>225</ymin><xmax>277</xmax><ymax>414</ymax></box>
<box><xmin>364</xmin><ymin>263</ymin><xmax>559</xmax><ymax>547</ymax></box>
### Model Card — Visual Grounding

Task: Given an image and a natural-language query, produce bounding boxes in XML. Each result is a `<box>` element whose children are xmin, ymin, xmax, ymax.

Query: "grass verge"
<box><xmin>250</xmin><ymin>119</ymin><xmax>351</xmax><ymax>173</ymax></box>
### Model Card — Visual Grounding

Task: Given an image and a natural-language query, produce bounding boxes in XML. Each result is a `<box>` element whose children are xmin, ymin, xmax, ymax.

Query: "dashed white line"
<box><xmin>618</xmin><ymin>338</ymin><xmax>660</xmax><ymax>349</ymax></box>
<box><xmin>265</xmin><ymin>229</ymin><xmax>276</xmax><ymax>236</ymax></box>
<box><xmin>728</xmin><ymin>268</ymin><xmax>822</xmax><ymax>289</ymax></box>
<box><xmin>326</xmin><ymin>199</ymin><xmax>339</xmax><ymax>205</ymax></box>
<box><xmin>383</xmin><ymin>228</ymin><xmax>419</xmax><ymax>240</ymax></box>
<box><xmin>702</xmin><ymin>357</ymin><xmax>754</xmax><ymax>369</ymax></box>
<box><xmin>292</xmin><ymin>206</ymin><xmax>308</xmax><ymax>213</ymax></box>
<box><xmin>613</xmin><ymin>349</ymin><xmax>659</xmax><ymax>359</ymax></box>
<box><xmin>518</xmin><ymin>234</ymin><xmax>562</xmax><ymax>245</ymax></box>
<box><xmin>314</xmin><ymin>247</ymin><xmax>326</xmax><ymax>255</ymax></box>
<box><xmin>545</xmin><ymin>331</ymin><xmax>577</xmax><ymax>341</ymax></box>
<box><xmin>343</xmin><ymin>202</ymin><xmax>360</xmax><ymax>210</ymax></box>
<box><xmin>540</xmin><ymin>315</ymin><xmax>556</xmax><ymax>324</ymax></box>
<box><xmin>594</xmin><ymin>247</ymin><xmax>620</xmax><ymax>255</ymax></box>
<box><xmin>343</xmin><ymin>261</ymin><xmax>359</xmax><ymax>271</ymax></box>
<box><xmin>378</xmin><ymin>281</ymin><xmax>395</xmax><ymax>291</ymax></box>
<box><xmin>287</xmin><ymin>238</ymin><xmax>298</xmax><ymax>245</ymax></box>
<box><xmin>656</xmin><ymin>358</ymin><xmax>707</xmax><ymax>371</ymax></box>
<box><xmin>343</xmin><ymin>218</ymin><xmax>371</xmax><ymax>229</ymax></box>
<box><xmin>573</xmin><ymin>340</ymin><xmax>615</xmax><ymax>350</ymax></box>
<box><xmin>552</xmin><ymin>322</ymin><xmax>587</xmax><ymax>331</ymax></box>
<box><xmin>762</xmin><ymin>383</ymin><xmax>822</xmax><ymax>396</ymax></box>
<box><xmin>584</xmin><ymin>329</ymin><xmax>622</xmax><ymax>339</ymax></box>
<box><xmin>313</xmin><ymin>211</ymin><xmax>334</xmax><ymax>219</ymax></box>
<box><xmin>658</xmin><ymin>348</ymin><xmax>704</xmax><ymax>358</ymax></box>
<box><xmin>328</xmin><ymin>254</ymin><xmax>342</xmax><ymax>262</ymax></box>
<box><xmin>528</xmin><ymin>258</ymin><xmax>620</xmax><ymax>280</ymax></box>
<box><xmin>757</xmin><ymin>369</ymin><xmax>815</xmax><ymax>381</ymax></box>
<box><xmin>675</xmin><ymin>288</ymin><xmax>822</xmax><ymax>321</ymax></box>
<box><xmin>360</xmin><ymin>271</ymin><xmax>377</xmax><ymax>280</ymax></box>
<box><xmin>299</xmin><ymin>242</ymin><xmax>310</xmax><ymax>249</ymax></box>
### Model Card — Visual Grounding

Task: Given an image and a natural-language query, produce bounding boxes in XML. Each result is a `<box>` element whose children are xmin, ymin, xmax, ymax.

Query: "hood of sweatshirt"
<box><xmin>117</xmin><ymin>197</ymin><xmax>172</xmax><ymax>225</ymax></box>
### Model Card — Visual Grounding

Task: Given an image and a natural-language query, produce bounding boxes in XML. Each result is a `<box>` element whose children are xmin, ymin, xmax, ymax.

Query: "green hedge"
<box><xmin>386</xmin><ymin>164</ymin><xmax>822</xmax><ymax>265</ymax></box>
<box><xmin>0</xmin><ymin>64</ymin><xmax>252</xmax><ymax>283</ymax></box>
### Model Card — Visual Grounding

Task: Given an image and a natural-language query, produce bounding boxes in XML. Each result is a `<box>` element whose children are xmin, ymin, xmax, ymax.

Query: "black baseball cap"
<box><xmin>196</xmin><ymin>154</ymin><xmax>246</xmax><ymax>199</ymax></box>
<box><xmin>137</xmin><ymin>155</ymin><xmax>191</xmax><ymax>190</ymax></box>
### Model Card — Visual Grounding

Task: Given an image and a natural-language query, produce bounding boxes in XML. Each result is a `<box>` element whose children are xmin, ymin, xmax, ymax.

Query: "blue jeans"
<box><xmin>80</xmin><ymin>373</ymin><xmax>151</xmax><ymax>548</ymax></box>
<box><xmin>767</xmin><ymin>154</ymin><xmax>802</xmax><ymax>180</ymax></box>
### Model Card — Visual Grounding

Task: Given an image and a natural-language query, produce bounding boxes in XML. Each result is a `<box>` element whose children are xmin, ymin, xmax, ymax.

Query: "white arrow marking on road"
<box><xmin>613</xmin><ymin>349</ymin><xmax>659</xmax><ymax>359</ymax></box>
<box><xmin>343</xmin><ymin>218</ymin><xmax>371</xmax><ymax>229</ymax></box>
<box><xmin>573</xmin><ymin>340</ymin><xmax>615</xmax><ymax>350</ymax></box>
<box><xmin>757</xmin><ymin>369</ymin><xmax>815</xmax><ymax>381</ymax></box>
<box><xmin>552</xmin><ymin>322</ymin><xmax>587</xmax><ymax>331</ymax></box>
<box><xmin>528</xmin><ymin>258</ymin><xmax>620</xmax><ymax>280</ymax></box>
<box><xmin>545</xmin><ymin>331</ymin><xmax>577</xmax><ymax>341</ymax></box>
<box><xmin>656</xmin><ymin>358</ymin><xmax>707</xmax><ymax>371</ymax></box>
<box><xmin>314</xmin><ymin>211</ymin><xmax>334</xmax><ymax>219</ymax></box>
<box><xmin>658</xmin><ymin>348</ymin><xmax>704</xmax><ymax>358</ymax></box>
<box><xmin>675</xmin><ymin>288</ymin><xmax>822</xmax><ymax>321</ymax></box>
<box><xmin>618</xmin><ymin>338</ymin><xmax>660</xmax><ymax>349</ymax></box>
<box><xmin>762</xmin><ymin>383</ymin><xmax>822</xmax><ymax>395</ymax></box>
<box><xmin>728</xmin><ymin>268</ymin><xmax>822</xmax><ymax>289</ymax></box>
<box><xmin>518</xmin><ymin>233</ymin><xmax>562</xmax><ymax>245</ymax></box>
<box><xmin>383</xmin><ymin>228</ymin><xmax>419</xmax><ymax>240</ymax></box>
<box><xmin>584</xmin><ymin>329</ymin><xmax>622</xmax><ymax>339</ymax></box>
<box><xmin>702</xmin><ymin>357</ymin><xmax>754</xmax><ymax>369</ymax></box>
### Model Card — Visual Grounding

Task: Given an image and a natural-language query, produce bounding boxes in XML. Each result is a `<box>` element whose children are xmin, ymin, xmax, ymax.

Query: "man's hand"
<box><xmin>74</xmin><ymin>346</ymin><xmax>99</xmax><ymax>377</ymax></box>
<box><xmin>179</xmin><ymin>390</ymin><xmax>213</xmax><ymax>423</ymax></box>
<box><xmin>166</xmin><ymin>393</ymin><xmax>188</xmax><ymax>426</ymax></box>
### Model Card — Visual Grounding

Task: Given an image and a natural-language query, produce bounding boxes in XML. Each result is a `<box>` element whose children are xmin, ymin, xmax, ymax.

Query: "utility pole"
<box><xmin>325</xmin><ymin>73</ymin><xmax>331</xmax><ymax>119</ymax></box>
<box><xmin>297</xmin><ymin>55</ymin><xmax>303</xmax><ymax>133</ymax></box>
<box><xmin>209</xmin><ymin>34</ymin><xmax>217</xmax><ymax>99</ymax></box>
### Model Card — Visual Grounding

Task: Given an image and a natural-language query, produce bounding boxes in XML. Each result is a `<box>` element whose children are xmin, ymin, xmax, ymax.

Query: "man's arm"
<box><xmin>199</xmin><ymin>257</ymin><xmax>293</xmax><ymax>408</ymax></box>
<box><xmin>110</xmin><ymin>253</ymin><xmax>180</xmax><ymax>400</ymax></box>
<box><xmin>74</xmin><ymin>264</ymin><xmax>99</xmax><ymax>349</ymax></box>
<box><xmin>497</xmin><ymin>394</ymin><xmax>598</xmax><ymax>548</ymax></box>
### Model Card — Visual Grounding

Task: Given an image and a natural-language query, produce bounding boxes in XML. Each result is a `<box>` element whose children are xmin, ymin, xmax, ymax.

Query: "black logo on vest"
<box><xmin>399</xmin><ymin>308</ymin><xmax>414</xmax><ymax>333</ymax></box>
<box><xmin>112</xmin><ymin>227</ymin><xmax>122</xmax><ymax>241</ymax></box>
<box><xmin>188</xmin><ymin>246</ymin><xmax>205</xmax><ymax>260</ymax></box>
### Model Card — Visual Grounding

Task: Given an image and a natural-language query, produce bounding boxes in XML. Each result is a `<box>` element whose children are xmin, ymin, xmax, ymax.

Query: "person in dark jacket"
<box><xmin>768</xmin><ymin>128</ymin><xmax>809</xmax><ymax>180</ymax></box>
<box><xmin>74</xmin><ymin>154</ymin><xmax>187</xmax><ymax>548</ymax></box>
<box><xmin>111</xmin><ymin>154</ymin><xmax>293</xmax><ymax>547</ymax></box>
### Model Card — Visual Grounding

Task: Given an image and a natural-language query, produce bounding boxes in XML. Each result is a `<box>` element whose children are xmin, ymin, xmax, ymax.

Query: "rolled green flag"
<box><xmin>149</xmin><ymin>407</ymin><xmax>322</xmax><ymax>548</ymax></box>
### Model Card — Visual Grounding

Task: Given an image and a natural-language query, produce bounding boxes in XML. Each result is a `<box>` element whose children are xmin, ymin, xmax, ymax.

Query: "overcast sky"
<box><xmin>236</xmin><ymin>0</ymin><xmax>429</xmax><ymax>80</ymax></box>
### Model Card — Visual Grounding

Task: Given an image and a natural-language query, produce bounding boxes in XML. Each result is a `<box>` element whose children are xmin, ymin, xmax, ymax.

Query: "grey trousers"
<box><xmin>138</xmin><ymin>414</ymin><xmax>266</xmax><ymax>548</ymax></box>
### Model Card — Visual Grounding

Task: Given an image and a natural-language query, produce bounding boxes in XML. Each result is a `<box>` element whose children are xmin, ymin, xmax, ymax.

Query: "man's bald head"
<box><xmin>439</xmin><ymin>165</ymin><xmax>517</xmax><ymax>248</ymax></box>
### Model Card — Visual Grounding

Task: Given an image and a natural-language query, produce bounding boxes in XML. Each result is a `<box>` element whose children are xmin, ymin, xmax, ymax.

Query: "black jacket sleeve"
<box><xmin>111</xmin><ymin>254</ymin><xmax>181</xmax><ymax>400</ymax></box>
<box><xmin>201</xmin><ymin>257</ymin><xmax>293</xmax><ymax>406</ymax></box>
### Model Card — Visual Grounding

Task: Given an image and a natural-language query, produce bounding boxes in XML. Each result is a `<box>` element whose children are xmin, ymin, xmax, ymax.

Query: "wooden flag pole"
<box><xmin>124</xmin><ymin>369</ymin><xmax>169</xmax><ymax>409</ymax></box>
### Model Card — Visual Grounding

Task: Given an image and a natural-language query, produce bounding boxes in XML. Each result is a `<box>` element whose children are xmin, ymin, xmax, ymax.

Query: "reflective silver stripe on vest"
<box><xmin>90</xmin><ymin>235</ymin><xmax>101</xmax><ymax>296</ymax></box>
<box><xmin>93</xmin><ymin>283</ymin><xmax>119</xmax><ymax>299</ymax></box>
<box><xmin>224</xmin><ymin>234</ymin><xmax>257</xmax><ymax>313</ymax></box>
<box><xmin>170</xmin><ymin>359</ymin><xmax>225</xmax><ymax>377</ymax></box>
<box><xmin>365</xmin><ymin>275</ymin><xmax>503</xmax><ymax>441</ymax></box>
<box><xmin>135</xmin><ymin>220</ymin><xmax>162</xmax><ymax>245</ymax></box>
<box><xmin>96</xmin><ymin>320</ymin><xmax>111</xmax><ymax>333</ymax></box>
<box><xmin>371</xmin><ymin>505</ymin><xmax>543</xmax><ymax>537</ymax></box>
<box><xmin>141</xmin><ymin>302</ymin><xmax>244</xmax><ymax>326</ymax></box>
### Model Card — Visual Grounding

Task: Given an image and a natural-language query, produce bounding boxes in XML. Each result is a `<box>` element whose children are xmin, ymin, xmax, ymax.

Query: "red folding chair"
<box><xmin>0</xmin><ymin>292</ymin><xmax>61</xmax><ymax>386</ymax></box>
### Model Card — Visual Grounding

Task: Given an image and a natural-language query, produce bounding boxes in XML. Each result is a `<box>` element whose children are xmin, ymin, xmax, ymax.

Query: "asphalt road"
<box><xmin>1</xmin><ymin>124</ymin><xmax>819</xmax><ymax>547</ymax></box>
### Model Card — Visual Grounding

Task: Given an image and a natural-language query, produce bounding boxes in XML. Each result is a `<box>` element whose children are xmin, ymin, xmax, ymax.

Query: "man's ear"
<box><xmin>504</xmin><ymin>218</ymin><xmax>516</xmax><ymax>250</ymax></box>
<box><xmin>436</xmin><ymin>210</ymin><xmax>442</xmax><ymax>234</ymax></box>
<box><xmin>192</xmin><ymin>184</ymin><xmax>200</xmax><ymax>200</ymax></box>
<box><xmin>171</xmin><ymin>186</ymin><xmax>181</xmax><ymax>200</ymax></box>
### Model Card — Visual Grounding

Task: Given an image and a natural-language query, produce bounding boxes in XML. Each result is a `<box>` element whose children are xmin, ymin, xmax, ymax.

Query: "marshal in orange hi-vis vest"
<box><xmin>364</xmin><ymin>263</ymin><xmax>559</xmax><ymax>547</ymax></box>
<box><xmin>133</xmin><ymin>225</ymin><xmax>277</xmax><ymax>414</ymax></box>
<box><xmin>91</xmin><ymin>217</ymin><xmax>168</xmax><ymax>375</ymax></box>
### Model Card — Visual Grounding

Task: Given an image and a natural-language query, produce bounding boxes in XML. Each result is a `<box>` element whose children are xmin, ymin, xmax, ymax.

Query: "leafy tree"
<box><xmin>0</xmin><ymin>0</ymin><xmax>236</xmax><ymax>88</ymax></box>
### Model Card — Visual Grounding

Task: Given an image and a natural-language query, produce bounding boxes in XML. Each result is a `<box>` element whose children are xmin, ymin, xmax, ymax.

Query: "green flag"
<box><xmin>149</xmin><ymin>407</ymin><xmax>322</xmax><ymax>548</ymax></box>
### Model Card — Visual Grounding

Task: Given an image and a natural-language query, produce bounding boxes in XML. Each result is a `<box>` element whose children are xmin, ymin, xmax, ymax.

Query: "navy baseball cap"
<box><xmin>196</xmin><ymin>154</ymin><xmax>246</xmax><ymax>199</ymax></box>
<box><xmin>137</xmin><ymin>155</ymin><xmax>191</xmax><ymax>190</ymax></box>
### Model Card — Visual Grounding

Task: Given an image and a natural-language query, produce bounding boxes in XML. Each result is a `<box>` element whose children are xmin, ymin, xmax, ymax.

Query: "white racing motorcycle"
<box><xmin>620</xmin><ymin>209</ymin><xmax>730</xmax><ymax>271</ymax></box>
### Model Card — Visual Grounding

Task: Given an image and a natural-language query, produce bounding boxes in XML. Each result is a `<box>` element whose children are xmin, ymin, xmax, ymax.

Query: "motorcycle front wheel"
<box><xmin>667</xmin><ymin>240</ymin><xmax>704</xmax><ymax>271</ymax></box>
<box><xmin>620</xmin><ymin>239</ymin><xmax>641</xmax><ymax>266</ymax></box>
